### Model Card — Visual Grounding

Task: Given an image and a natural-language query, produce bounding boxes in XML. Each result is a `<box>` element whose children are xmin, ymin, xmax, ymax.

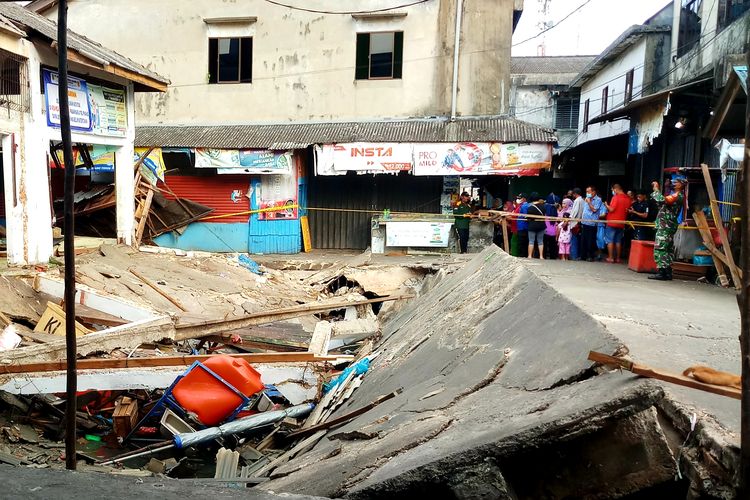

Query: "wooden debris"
<box><xmin>700</xmin><ymin>163</ymin><xmax>741</xmax><ymax>289</ymax></box>
<box><xmin>175</xmin><ymin>294</ymin><xmax>410</xmax><ymax>340</ymax></box>
<box><xmin>588</xmin><ymin>351</ymin><xmax>741</xmax><ymax>400</ymax></box>
<box><xmin>113</xmin><ymin>396</ymin><xmax>139</xmax><ymax>438</ymax></box>
<box><xmin>256</xmin><ymin>430</ymin><xmax>327</xmax><ymax>477</ymax></box>
<box><xmin>129</xmin><ymin>268</ymin><xmax>188</xmax><ymax>312</ymax></box>
<box><xmin>34</xmin><ymin>302</ymin><xmax>91</xmax><ymax>337</ymax></box>
<box><xmin>0</xmin><ymin>352</ymin><xmax>353</xmax><ymax>375</ymax></box>
<box><xmin>288</xmin><ymin>390</ymin><xmax>402</xmax><ymax>440</ymax></box>
<box><xmin>308</xmin><ymin>321</ymin><xmax>332</xmax><ymax>357</ymax></box>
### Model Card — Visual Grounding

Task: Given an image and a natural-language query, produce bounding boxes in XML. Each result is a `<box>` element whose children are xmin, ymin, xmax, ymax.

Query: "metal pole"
<box><xmin>739</xmin><ymin>45</ymin><xmax>750</xmax><ymax>496</ymax></box>
<box><xmin>57</xmin><ymin>0</ymin><xmax>78</xmax><ymax>471</ymax></box>
<box><xmin>449</xmin><ymin>0</ymin><xmax>463</xmax><ymax>121</ymax></box>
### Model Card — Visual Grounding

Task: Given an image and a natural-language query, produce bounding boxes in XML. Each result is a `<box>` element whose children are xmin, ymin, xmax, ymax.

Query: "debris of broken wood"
<box><xmin>588</xmin><ymin>351</ymin><xmax>741</xmax><ymax>399</ymax></box>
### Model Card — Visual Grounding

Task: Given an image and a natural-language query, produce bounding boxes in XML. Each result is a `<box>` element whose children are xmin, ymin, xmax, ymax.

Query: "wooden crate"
<box><xmin>671</xmin><ymin>262</ymin><xmax>710</xmax><ymax>280</ymax></box>
<box><xmin>113</xmin><ymin>396</ymin><xmax>139</xmax><ymax>438</ymax></box>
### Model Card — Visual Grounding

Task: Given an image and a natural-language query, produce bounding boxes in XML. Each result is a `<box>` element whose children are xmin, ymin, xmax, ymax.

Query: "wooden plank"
<box><xmin>701</xmin><ymin>163</ymin><xmax>741</xmax><ymax>289</ymax></box>
<box><xmin>256</xmin><ymin>430</ymin><xmax>327</xmax><ymax>477</ymax></box>
<box><xmin>308</xmin><ymin>321</ymin><xmax>332</xmax><ymax>357</ymax></box>
<box><xmin>129</xmin><ymin>268</ymin><xmax>188</xmax><ymax>312</ymax></box>
<box><xmin>287</xmin><ymin>390</ymin><xmax>401</xmax><ymax>440</ymax></box>
<box><xmin>300</xmin><ymin>216</ymin><xmax>312</xmax><ymax>253</ymax></box>
<box><xmin>693</xmin><ymin>211</ymin><xmax>731</xmax><ymax>287</ymax></box>
<box><xmin>501</xmin><ymin>217</ymin><xmax>510</xmax><ymax>253</ymax></box>
<box><xmin>588</xmin><ymin>351</ymin><xmax>741</xmax><ymax>400</ymax></box>
<box><xmin>174</xmin><ymin>294</ymin><xmax>410</xmax><ymax>340</ymax></box>
<box><xmin>60</xmin><ymin>46</ymin><xmax>168</xmax><ymax>92</ymax></box>
<box><xmin>0</xmin><ymin>352</ymin><xmax>353</xmax><ymax>375</ymax></box>
<box><xmin>134</xmin><ymin>188</ymin><xmax>154</xmax><ymax>247</ymax></box>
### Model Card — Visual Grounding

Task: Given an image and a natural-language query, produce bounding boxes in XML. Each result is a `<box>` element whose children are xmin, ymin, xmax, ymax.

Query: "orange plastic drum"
<box><xmin>172</xmin><ymin>355</ymin><xmax>264</xmax><ymax>426</ymax></box>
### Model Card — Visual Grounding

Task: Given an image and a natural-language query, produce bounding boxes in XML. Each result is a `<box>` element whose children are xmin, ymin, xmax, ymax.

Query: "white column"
<box><xmin>114</xmin><ymin>82</ymin><xmax>135</xmax><ymax>245</ymax></box>
<box><xmin>8</xmin><ymin>54</ymin><xmax>54</xmax><ymax>266</ymax></box>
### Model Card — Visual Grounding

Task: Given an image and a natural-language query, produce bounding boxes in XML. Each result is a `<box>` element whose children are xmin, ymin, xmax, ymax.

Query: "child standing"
<box><xmin>557</xmin><ymin>212</ymin><xmax>572</xmax><ymax>261</ymax></box>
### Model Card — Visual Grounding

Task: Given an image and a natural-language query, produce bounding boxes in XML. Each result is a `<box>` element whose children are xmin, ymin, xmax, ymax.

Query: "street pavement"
<box><xmin>528</xmin><ymin>258</ymin><xmax>741</xmax><ymax>440</ymax></box>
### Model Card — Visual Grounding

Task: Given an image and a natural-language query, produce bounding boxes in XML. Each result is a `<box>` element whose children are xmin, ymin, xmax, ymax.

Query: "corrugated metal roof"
<box><xmin>0</xmin><ymin>3</ymin><xmax>168</xmax><ymax>86</ymax></box>
<box><xmin>511</xmin><ymin>56</ymin><xmax>596</xmax><ymax>75</ymax></box>
<box><xmin>136</xmin><ymin>116</ymin><xmax>557</xmax><ymax>149</ymax></box>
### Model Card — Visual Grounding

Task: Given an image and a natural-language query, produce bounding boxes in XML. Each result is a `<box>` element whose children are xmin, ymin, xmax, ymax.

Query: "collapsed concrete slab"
<box><xmin>259</xmin><ymin>247</ymin><xmax>680</xmax><ymax>497</ymax></box>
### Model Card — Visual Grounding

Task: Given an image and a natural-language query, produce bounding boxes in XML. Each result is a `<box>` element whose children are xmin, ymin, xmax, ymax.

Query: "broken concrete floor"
<box><xmin>0</xmin><ymin>245</ymin><xmax>741</xmax><ymax>498</ymax></box>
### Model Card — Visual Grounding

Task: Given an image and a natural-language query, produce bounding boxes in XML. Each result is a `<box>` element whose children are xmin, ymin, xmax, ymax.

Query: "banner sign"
<box><xmin>315</xmin><ymin>143</ymin><xmax>413</xmax><ymax>175</ymax></box>
<box><xmin>43</xmin><ymin>69</ymin><xmax>91</xmax><ymax>132</ymax></box>
<box><xmin>412</xmin><ymin>142</ymin><xmax>551</xmax><ymax>176</ymax></box>
<box><xmin>89</xmin><ymin>84</ymin><xmax>127</xmax><ymax>137</ymax></box>
<box><xmin>135</xmin><ymin>147</ymin><xmax>166</xmax><ymax>185</ymax></box>
<box><xmin>196</xmin><ymin>148</ymin><xmax>293</xmax><ymax>174</ymax></box>
<box><xmin>316</xmin><ymin>142</ymin><xmax>551</xmax><ymax>176</ymax></box>
<box><xmin>43</xmin><ymin>69</ymin><xmax>127</xmax><ymax>137</ymax></box>
<box><xmin>259</xmin><ymin>166</ymin><xmax>298</xmax><ymax>220</ymax></box>
<box><xmin>385</xmin><ymin>221</ymin><xmax>453</xmax><ymax>247</ymax></box>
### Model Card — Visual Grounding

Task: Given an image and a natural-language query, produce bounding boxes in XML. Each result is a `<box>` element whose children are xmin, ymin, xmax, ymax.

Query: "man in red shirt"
<box><xmin>604</xmin><ymin>184</ymin><xmax>631</xmax><ymax>263</ymax></box>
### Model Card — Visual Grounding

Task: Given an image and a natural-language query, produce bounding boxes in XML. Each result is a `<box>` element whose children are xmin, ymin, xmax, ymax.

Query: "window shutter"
<box><xmin>208</xmin><ymin>38</ymin><xmax>218</xmax><ymax>84</ymax></box>
<box><xmin>393</xmin><ymin>31</ymin><xmax>404</xmax><ymax>79</ymax></box>
<box><xmin>240</xmin><ymin>38</ymin><xmax>253</xmax><ymax>83</ymax></box>
<box><xmin>355</xmin><ymin>33</ymin><xmax>370</xmax><ymax>80</ymax></box>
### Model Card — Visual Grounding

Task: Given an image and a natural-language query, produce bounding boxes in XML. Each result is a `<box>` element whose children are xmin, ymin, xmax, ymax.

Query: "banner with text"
<box><xmin>412</xmin><ymin>142</ymin><xmax>551</xmax><ymax>176</ymax></box>
<box><xmin>315</xmin><ymin>143</ymin><xmax>413</xmax><ymax>175</ymax></box>
<box><xmin>196</xmin><ymin>148</ymin><xmax>293</xmax><ymax>174</ymax></box>
<box><xmin>135</xmin><ymin>147</ymin><xmax>166</xmax><ymax>185</ymax></box>
<box><xmin>43</xmin><ymin>69</ymin><xmax>92</xmax><ymax>132</ymax></box>
<box><xmin>89</xmin><ymin>84</ymin><xmax>127</xmax><ymax>137</ymax></box>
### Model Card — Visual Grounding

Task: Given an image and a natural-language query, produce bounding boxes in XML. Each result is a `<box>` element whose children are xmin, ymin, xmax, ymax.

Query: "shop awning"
<box><xmin>587</xmin><ymin>77</ymin><xmax>712</xmax><ymax>126</ymax></box>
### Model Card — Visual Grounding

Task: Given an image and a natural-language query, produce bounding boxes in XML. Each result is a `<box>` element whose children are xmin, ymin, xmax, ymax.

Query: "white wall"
<box><xmin>577</xmin><ymin>38</ymin><xmax>647</xmax><ymax>145</ymax></box>
<box><xmin>2</xmin><ymin>39</ymin><xmax>140</xmax><ymax>265</ymax></box>
<box><xmin>670</xmin><ymin>0</ymin><xmax>749</xmax><ymax>85</ymax></box>
<box><xmin>48</xmin><ymin>0</ymin><xmax>514</xmax><ymax>124</ymax></box>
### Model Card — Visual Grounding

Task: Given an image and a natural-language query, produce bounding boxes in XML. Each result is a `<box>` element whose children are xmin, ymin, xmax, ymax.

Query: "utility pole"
<box><xmin>739</xmin><ymin>44</ymin><xmax>750</xmax><ymax>495</ymax></box>
<box><xmin>57</xmin><ymin>0</ymin><xmax>78</xmax><ymax>471</ymax></box>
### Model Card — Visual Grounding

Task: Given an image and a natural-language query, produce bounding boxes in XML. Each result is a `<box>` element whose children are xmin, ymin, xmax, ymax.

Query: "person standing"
<box><xmin>569</xmin><ymin>188</ymin><xmax>584</xmax><ymax>260</ymax></box>
<box><xmin>627</xmin><ymin>190</ymin><xmax>651</xmax><ymax>241</ymax></box>
<box><xmin>649</xmin><ymin>176</ymin><xmax>686</xmax><ymax>280</ymax></box>
<box><xmin>604</xmin><ymin>184</ymin><xmax>631</xmax><ymax>263</ymax></box>
<box><xmin>514</xmin><ymin>193</ymin><xmax>530</xmax><ymax>256</ymax></box>
<box><xmin>557</xmin><ymin>213</ymin><xmax>572</xmax><ymax>260</ymax></box>
<box><xmin>581</xmin><ymin>186</ymin><xmax>603</xmax><ymax>261</ymax></box>
<box><xmin>453</xmin><ymin>192</ymin><xmax>472</xmax><ymax>254</ymax></box>
<box><xmin>526</xmin><ymin>194</ymin><xmax>547</xmax><ymax>259</ymax></box>
<box><xmin>544</xmin><ymin>199</ymin><xmax>559</xmax><ymax>259</ymax></box>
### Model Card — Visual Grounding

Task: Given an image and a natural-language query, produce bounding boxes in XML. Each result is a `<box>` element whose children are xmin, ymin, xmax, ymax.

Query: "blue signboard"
<box><xmin>43</xmin><ymin>69</ymin><xmax>92</xmax><ymax>132</ymax></box>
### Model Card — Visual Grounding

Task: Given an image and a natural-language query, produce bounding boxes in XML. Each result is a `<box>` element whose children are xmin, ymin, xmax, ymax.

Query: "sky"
<box><xmin>512</xmin><ymin>0</ymin><xmax>670</xmax><ymax>57</ymax></box>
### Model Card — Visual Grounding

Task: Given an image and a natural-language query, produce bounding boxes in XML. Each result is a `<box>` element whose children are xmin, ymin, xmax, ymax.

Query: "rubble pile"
<box><xmin>0</xmin><ymin>244</ymin><xmax>433</xmax><ymax>485</ymax></box>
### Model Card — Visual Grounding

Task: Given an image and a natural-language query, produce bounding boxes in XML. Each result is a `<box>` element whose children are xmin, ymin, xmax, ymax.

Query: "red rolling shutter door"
<box><xmin>162</xmin><ymin>175</ymin><xmax>251</xmax><ymax>223</ymax></box>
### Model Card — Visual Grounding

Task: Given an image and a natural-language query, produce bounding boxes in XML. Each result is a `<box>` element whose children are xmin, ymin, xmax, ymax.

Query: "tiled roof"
<box><xmin>511</xmin><ymin>56</ymin><xmax>597</xmax><ymax>75</ymax></box>
<box><xmin>135</xmin><ymin>116</ymin><xmax>558</xmax><ymax>149</ymax></box>
<box><xmin>1</xmin><ymin>3</ymin><xmax>167</xmax><ymax>86</ymax></box>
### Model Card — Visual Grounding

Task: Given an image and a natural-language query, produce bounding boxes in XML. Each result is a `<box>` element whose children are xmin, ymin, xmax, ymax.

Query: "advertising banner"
<box><xmin>315</xmin><ymin>143</ymin><xmax>413</xmax><ymax>175</ymax></box>
<box><xmin>259</xmin><ymin>167</ymin><xmax>298</xmax><ymax>220</ymax></box>
<box><xmin>43</xmin><ymin>69</ymin><xmax>92</xmax><ymax>132</ymax></box>
<box><xmin>43</xmin><ymin>69</ymin><xmax>128</xmax><ymax>137</ymax></box>
<box><xmin>412</xmin><ymin>142</ymin><xmax>551</xmax><ymax>176</ymax></box>
<box><xmin>135</xmin><ymin>147</ymin><xmax>166</xmax><ymax>185</ymax></box>
<box><xmin>89</xmin><ymin>84</ymin><xmax>127</xmax><ymax>137</ymax></box>
<box><xmin>385</xmin><ymin>221</ymin><xmax>453</xmax><ymax>247</ymax></box>
<box><xmin>196</xmin><ymin>148</ymin><xmax>293</xmax><ymax>174</ymax></box>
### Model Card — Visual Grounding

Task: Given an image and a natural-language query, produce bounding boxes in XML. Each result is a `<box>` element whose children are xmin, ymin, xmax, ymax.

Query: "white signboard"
<box><xmin>386</xmin><ymin>221</ymin><xmax>452</xmax><ymax>248</ymax></box>
<box><xmin>315</xmin><ymin>143</ymin><xmax>413</xmax><ymax>175</ymax></box>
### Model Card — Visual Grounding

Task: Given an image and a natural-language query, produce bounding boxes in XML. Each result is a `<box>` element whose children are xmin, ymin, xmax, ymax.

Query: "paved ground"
<box><xmin>526</xmin><ymin>258</ymin><xmax>741</xmax><ymax>439</ymax></box>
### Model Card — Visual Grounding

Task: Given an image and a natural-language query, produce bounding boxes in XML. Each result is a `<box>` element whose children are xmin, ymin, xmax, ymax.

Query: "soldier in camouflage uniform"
<box><xmin>648</xmin><ymin>175</ymin><xmax>685</xmax><ymax>281</ymax></box>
